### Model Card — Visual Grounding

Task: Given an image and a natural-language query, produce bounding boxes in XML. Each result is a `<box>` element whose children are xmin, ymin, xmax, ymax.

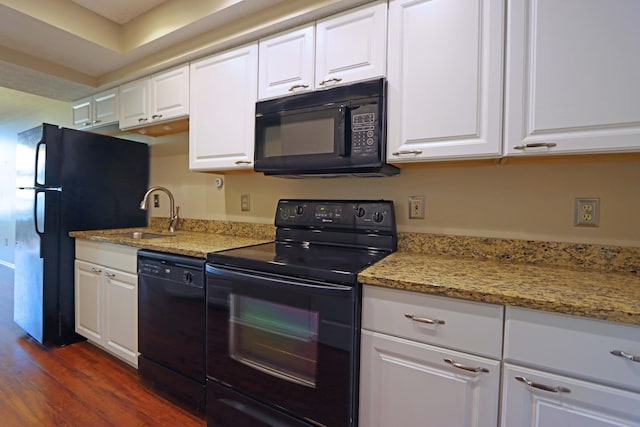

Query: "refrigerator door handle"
<box><xmin>33</xmin><ymin>187</ymin><xmax>61</xmax><ymax>237</ymax></box>
<box><xmin>34</xmin><ymin>188</ymin><xmax>45</xmax><ymax>236</ymax></box>
<box><xmin>35</xmin><ymin>140</ymin><xmax>46</xmax><ymax>187</ymax></box>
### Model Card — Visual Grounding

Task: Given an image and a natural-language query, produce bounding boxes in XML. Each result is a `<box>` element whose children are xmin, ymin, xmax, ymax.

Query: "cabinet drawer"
<box><xmin>362</xmin><ymin>286</ymin><xmax>503</xmax><ymax>359</ymax></box>
<box><xmin>75</xmin><ymin>240</ymin><xmax>138</xmax><ymax>273</ymax></box>
<box><xmin>505</xmin><ymin>307</ymin><xmax>640</xmax><ymax>392</ymax></box>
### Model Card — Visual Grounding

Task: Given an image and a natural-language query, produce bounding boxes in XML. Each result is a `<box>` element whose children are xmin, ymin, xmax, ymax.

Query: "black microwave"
<box><xmin>254</xmin><ymin>78</ymin><xmax>399</xmax><ymax>177</ymax></box>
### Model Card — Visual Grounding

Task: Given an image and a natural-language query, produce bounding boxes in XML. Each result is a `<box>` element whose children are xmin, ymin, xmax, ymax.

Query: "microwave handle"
<box><xmin>339</xmin><ymin>104</ymin><xmax>349</xmax><ymax>157</ymax></box>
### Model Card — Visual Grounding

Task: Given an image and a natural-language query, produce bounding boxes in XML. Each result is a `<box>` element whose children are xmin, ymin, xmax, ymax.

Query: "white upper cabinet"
<box><xmin>119</xmin><ymin>65</ymin><xmax>189</xmax><ymax>129</ymax></box>
<box><xmin>258</xmin><ymin>1</ymin><xmax>387</xmax><ymax>100</ymax></box>
<box><xmin>504</xmin><ymin>0</ymin><xmax>640</xmax><ymax>157</ymax></box>
<box><xmin>258</xmin><ymin>26</ymin><xmax>315</xmax><ymax>99</ymax></box>
<box><xmin>189</xmin><ymin>44</ymin><xmax>258</xmax><ymax>171</ymax></box>
<box><xmin>315</xmin><ymin>1</ymin><xmax>387</xmax><ymax>89</ymax></box>
<box><xmin>72</xmin><ymin>88</ymin><xmax>119</xmax><ymax>130</ymax></box>
<box><xmin>386</xmin><ymin>0</ymin><xmax>505</xmax><ymax>163</ymax></box>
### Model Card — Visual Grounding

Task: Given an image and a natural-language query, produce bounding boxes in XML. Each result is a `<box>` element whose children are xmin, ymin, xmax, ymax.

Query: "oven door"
<box><xmin>206</xmin><ymin>264</ymin><xmax>359</xmax><ymax>427</ymax></box>
<box><xmin>254</xmin><ymin>103</ymin><xmax>350</xmax><ymax>174</ymax></box>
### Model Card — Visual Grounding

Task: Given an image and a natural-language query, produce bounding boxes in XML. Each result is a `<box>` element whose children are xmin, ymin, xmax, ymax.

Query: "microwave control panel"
<box><xmin>351</xmin><ymin>103</ymin><xmax>379</xmax><ymax>156</ymax></box>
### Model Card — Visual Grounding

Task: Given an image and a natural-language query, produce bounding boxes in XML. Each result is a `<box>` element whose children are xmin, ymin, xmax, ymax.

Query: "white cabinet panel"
<box><xmin>75</xmin><ymin>260</ymin><xmax>102</xmax><ymax>342</ymax></box>
<box><xmin>315</xmin><ymin>1</ymin><xmax>387</xmax><ymax>88</ymax></box>
<box><xmin>258</xmin><ymin>1</ymin><xmax>387</xmax><ymax>100</ymax></box>
<box><xmin>150</xmin><ymin>65</ymin><xmax>190</xmax><ymax>122</ymax></box>
<box><xmin>360</xmin><ymin>330</ymin><xmax>500</xmax><ymax>427</ymax></box>
<box><xmin>119</xmin><ymin>65</ymin><xmax>189</xmax><ymax>130</ymax></box>
<box><xmin>104</xmin><ymin>269</ymin><xmax>138</xmax><ymax>362</ymax></box>
<box><xmin>189</xmin><ymin>44</ymin><xmax>258</xmax><ymax>171</ymax></box>
<box><xmin>387</xmin><ymin>0</ymin><xmax>504</xmax><ymax>162</ymax></box>
<box><xmin>75</xmin><ymin>241</ymin><xmax>138</xmax><ymax>367</ymax></box>
<box><xmin>504</xmin><ymin>0</ymin><xmax>640</xmax><ymax>156</ymax></box>
<box><xmin>501</xmin><ymin>364</ymin><xmax>640</xmax><ymax>427</ymax></box>
<box><xmin>72</xmin><ymin>88</ymin><xmax>119</xmax><ymax>129</ymax></box>
<box><xmin>258</xmin><ymin>26</ymin><xmax>315</xmax><ymax>99</ymax></box>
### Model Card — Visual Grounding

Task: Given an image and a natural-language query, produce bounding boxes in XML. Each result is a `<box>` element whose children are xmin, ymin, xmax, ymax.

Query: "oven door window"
<box><xmin>230</xmin><ymin>295</ymin><xmax>319</xmax><ymax>388</ymax></box>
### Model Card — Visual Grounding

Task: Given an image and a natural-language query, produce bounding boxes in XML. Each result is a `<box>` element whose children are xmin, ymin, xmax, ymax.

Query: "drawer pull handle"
<box><xmin>90</xmin><ymin>267</ymin><xmax>102</xmax><ymax>273</ymax></box>
<box><xmin>235</xmin><ymin>160</ymin><xmax>252</xmax><ymax>165</ymax></box>
<box><xmin>318</xmin><ymin>77</ymin><xmax>343</xmax><ymax>86</ymax></box>
<box><xmin>288</xmin><ymin>84</ymin><xmax>310</xmax><ymax>92</ymax></box>
<box><xmin>404</xmin><ymin>313</ymin><xmax>445</xmax><ymax>325</ymax></box>
<box><xmin>444</xmin><ymin>358</ymin><xmax>489</xmax><ymax>373</ymax></box>
<box><xmin>515</xmin><ymin>376</ymin><xmax>570</xmax><ymax>394</ymax></box>
<box><xmin>104</xmin><ymin>272</ymin><xmax>116</xmax><ymax>278</ymax></box>
<box><xmin>611</xmin><ymin>350</ymin><xmax>640</xmax><ymax>363</ymax></box>
<box><xmin>513</xmin><ymin>142</ymin><xmax>557</xmax><ymax>150</ymax></box>
<box><xmin>392</xmin><ymin>150</ymin><xmax>423</xmax><ymax>156</ymax></box>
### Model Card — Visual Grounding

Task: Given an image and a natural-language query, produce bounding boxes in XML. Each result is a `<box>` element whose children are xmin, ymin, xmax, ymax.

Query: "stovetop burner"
<box><xmin>206</xmin><ymin>199</ymin><xmax>397</xmax><ymax>285</ymax></box>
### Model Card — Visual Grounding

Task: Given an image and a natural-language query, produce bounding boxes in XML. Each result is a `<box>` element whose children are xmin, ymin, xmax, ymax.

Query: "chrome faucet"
<box><xmin>140</xmin><ymin>186</ymin><xmax>180</xmax><ymax>232</ymax></box>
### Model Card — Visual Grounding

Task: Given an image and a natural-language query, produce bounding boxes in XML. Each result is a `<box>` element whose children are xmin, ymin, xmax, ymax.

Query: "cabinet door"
<box><xmin>360</xmin><ymin>330</ymin><xmax>500</xmax><ymax>427</ymax></box>
<box><xmin>75</xmin><ymin>260</ymin><xmax>102</xmax><ymax>342</ymax></box>
<box><xmin>104</xmin><ymin>268</ymin><xmax>138</xmax><ymax>367</ymax></box>
<box><xmin>150</xmin><ymin>65</ymin><xmax>190</xmax><ymax>123</ymax></box>
<box><xmin>258</xmin><ymin>25</ymin><xmax>314</xmax><ymax>99</ymax></box>
<box><xmin>92</xmin><ymin>88</ymin><xmax>119</xmax><ymax>127</ymax></box>
<box><xmin>386</xmin><ymin>0</ymin><xmax>504</xmax><ymax>162</ymax></box>
<box><xmin>119</xmin><ymin>78</ymin><xmax>150</xmax><ymax>129</ymax></box>
<box><xmin>315</xmin><ymin>1</ymin><xmax>387</xmax><ymax>89</ymax></box>
<box><xmin>501</xmin><ymin>364</ymin><xmax>640</xmax><ymax>427</ymax></box>
<box><xmin>72</xmin><ymin>97</ymin><xmax>93</xmax><ymax>129</ymax></box>
<box><xmin>189</xmin><ymin>44</ymin><xmax>258</xmax><ymax>171</ymax></box>
<box><xmin>504</xmin><ymin>0</ymin><xmax>640</xmax><ymax>156</ymax></box>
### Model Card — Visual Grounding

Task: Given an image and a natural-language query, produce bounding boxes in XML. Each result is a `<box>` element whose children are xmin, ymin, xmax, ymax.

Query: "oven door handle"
<box><xmin>207</xmin><ymin>265</ymin><xmax>354</xmax><ymax>293</ymax></box>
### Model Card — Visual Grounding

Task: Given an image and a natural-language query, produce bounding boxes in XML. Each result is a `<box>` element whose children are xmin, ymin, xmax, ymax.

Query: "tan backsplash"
<box><xmin>152</xmin><ymin>217</ymin><xmax>639</xmax><ymax>274</ymax></box>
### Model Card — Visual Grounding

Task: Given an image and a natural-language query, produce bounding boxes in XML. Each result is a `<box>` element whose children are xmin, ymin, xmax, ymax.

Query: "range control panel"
<box><xmin>276</xmin><ymin>199</ymin><xmax>395</xmax><ymax>232</ymax></box>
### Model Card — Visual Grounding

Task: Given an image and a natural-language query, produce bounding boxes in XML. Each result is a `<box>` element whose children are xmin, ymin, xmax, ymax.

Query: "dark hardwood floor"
<box><xmin>0</xmin><ymin>266</ymin><xmax>205</xmax><ymax>426</ymax></box>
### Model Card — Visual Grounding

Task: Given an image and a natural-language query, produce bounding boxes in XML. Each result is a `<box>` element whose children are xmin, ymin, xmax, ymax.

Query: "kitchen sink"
<box><xmin>116</xmin><ymin>231</ymin><xmax>175</xmax><ymax>239</ymax></box>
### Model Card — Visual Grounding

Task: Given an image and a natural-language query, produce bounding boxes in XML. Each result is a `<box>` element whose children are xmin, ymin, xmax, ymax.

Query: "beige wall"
<box><xmin>150</xmin><ymin>135</ymin><xmax>640</xmax><ymax>247</ymax></box>
<box><xmin>1</xmin><ymin>108</ymin><xmax>638</xmax><ymax>268</ymax></box>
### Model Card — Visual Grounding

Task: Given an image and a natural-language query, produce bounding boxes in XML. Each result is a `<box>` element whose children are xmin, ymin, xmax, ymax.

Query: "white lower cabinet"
<box><xmin>360</xmin><ymin>286</ymin><xmax>503</xmax><ymax>426</ymax></box>
<box><xmin>501</xmin><ymin>307</ymin><xmax>640</xmax><ymax>427</ymax></box>
<box><xmin>360</xmin><ymin>331</ymin><xmax>500</xmax><ymax>426</ymax></box>
<box><xmin>75</xmin><ymin>240</ymin><xmax>138</xmax><ymax>367</ymax></box>
<box><xmin>501</xmin><ymin>363</ymin><xmax>640</xmax><ymax>427</ymax></box>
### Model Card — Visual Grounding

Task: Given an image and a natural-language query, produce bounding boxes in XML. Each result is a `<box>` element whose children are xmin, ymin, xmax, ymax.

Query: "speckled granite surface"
<box><xmin>398</xmin><ymin>232</ymin><xmax>639</xmax><ymax>273</ymax></box>
<box><xmin>359</xmin><ymin>252</ymin><xmax>640</xmax><ymax>326</ymax></box>
<box><xmin>69</xmin><ymin>227</ymin><xmax>270</xmax><ymax>258</ymax></box>
<box><xmin>71</xmin><ymin>218</ymin><xmax>640</xmax><ymax>325</ymax></box>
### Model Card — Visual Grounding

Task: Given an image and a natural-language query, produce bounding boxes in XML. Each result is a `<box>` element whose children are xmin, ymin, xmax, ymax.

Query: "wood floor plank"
<box><xmin>0</xmin><ymin>266</ymin><xmax>205</xmax><ymax>427</ymax></box>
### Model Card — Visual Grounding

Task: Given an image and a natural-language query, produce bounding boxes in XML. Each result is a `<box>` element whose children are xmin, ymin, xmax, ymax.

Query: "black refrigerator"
<box><xmin>14</xmin><ymin>123</ymin><xmax>149</xmax><ymax>346</ymax></box>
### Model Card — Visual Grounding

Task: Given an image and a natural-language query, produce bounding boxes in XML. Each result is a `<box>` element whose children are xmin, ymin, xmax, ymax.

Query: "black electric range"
<box><xmin>205</xmin><ymin>199</ymin><xmax>397</xmax><ymax>427</ymax></box>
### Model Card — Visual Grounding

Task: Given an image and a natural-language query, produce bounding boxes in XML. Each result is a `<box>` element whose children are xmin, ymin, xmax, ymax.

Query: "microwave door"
<box><xmin>254</xmin><ymin>104</ymin><xmax>348</xmax><ymax>172</ymax></box>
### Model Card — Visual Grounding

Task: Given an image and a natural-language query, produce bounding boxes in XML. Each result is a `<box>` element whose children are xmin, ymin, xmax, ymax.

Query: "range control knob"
<box><xmin>372</xmin><ymin>211</ymin><xmax>384</xmax><ymax>223</ymax></box>
<box><xmin>354</xmin><ymin>207</ymin><xmax>366</xmax><ymax>218</ymax></box>
<box><xmin>295</xmin><ymin>205</ymin><xmax>304</xmax><ymax>215</ymax></box>
<box><xmin>182</xmin><ymin>271</ymin><xmax>193</xmax><ymax>284</ymax></box>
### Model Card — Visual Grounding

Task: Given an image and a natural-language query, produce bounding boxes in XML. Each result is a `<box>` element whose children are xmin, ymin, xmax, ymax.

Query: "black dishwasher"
<box><xmin>137</xmin><ymin>250</ymin><xmax>206</xmax><ymax>414</ymax></box>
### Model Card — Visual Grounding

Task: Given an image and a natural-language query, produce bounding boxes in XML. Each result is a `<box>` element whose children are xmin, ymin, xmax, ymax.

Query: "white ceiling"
<box><xmin>0</xmin><ymin>0</ymin><xmax>366</xmax><ymax>124</ymax></box>
<box><xmin>71</xmin><ymin>0</ymin><xmax>169</xmax><ymax>24</ymax></box>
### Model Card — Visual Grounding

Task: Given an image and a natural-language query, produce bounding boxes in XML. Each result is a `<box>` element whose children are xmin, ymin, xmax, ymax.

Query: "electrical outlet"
<box><xmin>241</xmin><ymin>194</ymin><xmax>250</xmax><ymax>212</ymax></box>
<box><xmin>574</xmin><ymin>198</ymin><xmax>599</xmax><ymax>227</ymax></box>
<box><xmin>409</xmin><ymin>196</ymin><xmax>425</xmax><ymax>219</ymax></box>
<box><xmin>153</xmin><ymin>194</ymin><xmax>160</xmax><ymax>208</ymax></box>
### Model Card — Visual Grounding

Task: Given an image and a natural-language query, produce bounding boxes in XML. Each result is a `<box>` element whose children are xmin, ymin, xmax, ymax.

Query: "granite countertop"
<box><xmin>358</xmin><ymin>251</ymin><xmax>640</xmax><ymax>326</ymax></box>
<box><xmin>70</xmin><ymin>224</ymin><xmax>640</xmax><ymax>327</ymax></box>
<box><xmin>69</xmin><ymin>227</ymin><xmax>271</xmax><ymax>258</ymax></box>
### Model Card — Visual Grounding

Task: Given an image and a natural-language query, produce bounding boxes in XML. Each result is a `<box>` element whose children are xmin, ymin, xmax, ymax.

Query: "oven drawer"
<box><xmin>362</xmin><ymin>285</ymin><xmax>503</xmax><ymax>359</ymax></box>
